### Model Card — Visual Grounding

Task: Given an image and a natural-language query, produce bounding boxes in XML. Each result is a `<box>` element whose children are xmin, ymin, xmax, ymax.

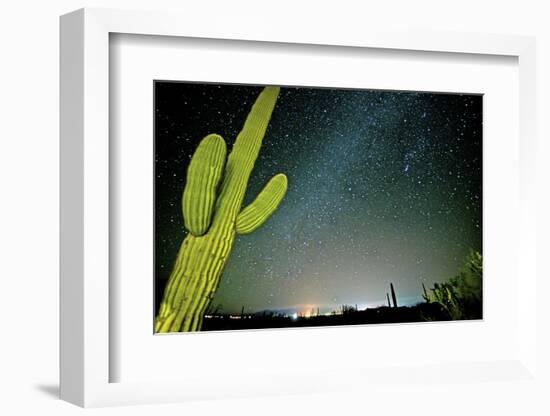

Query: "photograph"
<box><xmin>154</xmin><ymin>82</ymin><xmax>483</xmax><ymax>333</ymax></box>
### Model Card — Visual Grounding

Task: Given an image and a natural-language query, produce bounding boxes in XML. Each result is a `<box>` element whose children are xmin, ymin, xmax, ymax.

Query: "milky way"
<box><xmin>154</xmin><ymin>82</ymin><xmax>482</xmax><ymax>314</ymax></box>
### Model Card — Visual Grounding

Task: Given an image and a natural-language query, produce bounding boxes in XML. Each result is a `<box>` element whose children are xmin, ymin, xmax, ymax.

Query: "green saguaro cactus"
<box><xmin>155</xmin><ymin>86</ymin><xmax>288</xmax><ymax>333</ymax></box>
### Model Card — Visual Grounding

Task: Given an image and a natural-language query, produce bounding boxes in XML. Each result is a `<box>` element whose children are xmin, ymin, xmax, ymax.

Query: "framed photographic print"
<box><xmin>60</xmin><ymin>7</ymin><xmax>538</xmax><ymax>408</ymax></box>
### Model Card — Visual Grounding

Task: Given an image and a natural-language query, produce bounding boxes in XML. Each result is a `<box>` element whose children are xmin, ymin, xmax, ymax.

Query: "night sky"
<box><xmin>155</xmin><ymin>82</ymin><xmax>482</xmax><ymax>315</ymax></box>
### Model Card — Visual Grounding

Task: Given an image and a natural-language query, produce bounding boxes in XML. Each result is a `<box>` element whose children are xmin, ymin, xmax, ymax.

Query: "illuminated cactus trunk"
<box><xmin>155</xmin><ymin>86</ymin><xmax>288</xmax><ymax>333</ymax></box>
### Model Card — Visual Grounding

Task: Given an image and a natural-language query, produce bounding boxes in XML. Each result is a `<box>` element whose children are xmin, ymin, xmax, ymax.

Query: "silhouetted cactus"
<box><xmin>422</xmin><ymin>250</ymin><xmax>482</xmax><ymax>320</ymax></box>
<box><xmin>422</xmin><ymin>282</ymin><xmax>429</xmax><ymax>302</ymax></box>
<box><xmin>155</xmin><ymin>87</ymin><xmax>288</xmax><ymax>332</ymax></box>
<box><xmin>390</xmin><ymin>282</ymin><xmax>398</xmax><ymax>308</ymax></box>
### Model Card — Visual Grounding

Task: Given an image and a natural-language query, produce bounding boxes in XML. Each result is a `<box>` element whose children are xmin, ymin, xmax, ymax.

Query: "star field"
<box><xmin>155</xmin><ymin>82</ymin><xmax>482</xmax><ymax>315</ymax></box>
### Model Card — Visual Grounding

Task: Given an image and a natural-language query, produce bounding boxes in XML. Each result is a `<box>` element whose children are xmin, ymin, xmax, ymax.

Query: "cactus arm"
<box><xmin>182</xmin><ymin>134</ymin><xmax>227</xmax><ymax>236</ymax></box>
<box><xmin>236</xmin><ymin>173</ymin><xmax>288</xmax><ymax>235</ymax></box>
<box><xmin>422</xmin><ymin>282</ymin><xmax>430</xmax><ymax>302</ymax></box>
<box><xmin>214</xmin><ymin>86</ymin><xmax>280</xmax><ymax>219</ymax></box>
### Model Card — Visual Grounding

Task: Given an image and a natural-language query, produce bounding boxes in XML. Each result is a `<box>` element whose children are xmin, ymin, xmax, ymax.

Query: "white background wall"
<box><xmin>0</xmin><ymin>0</ymin><xmax>548</xmax><ymax>414</ymax></box>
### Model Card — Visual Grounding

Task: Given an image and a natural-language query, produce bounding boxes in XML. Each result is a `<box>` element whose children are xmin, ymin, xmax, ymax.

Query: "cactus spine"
<box><xmin>155</xmin><ymin>86</ymin><xmax>287</xmax><ymax>333</ymax></box>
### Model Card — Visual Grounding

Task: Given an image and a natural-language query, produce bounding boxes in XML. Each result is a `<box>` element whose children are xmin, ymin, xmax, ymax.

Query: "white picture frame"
<box><xmin>60</xmin><ymin>7</ymin><xmax>538</xmax><ymax>408</ymax></box>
